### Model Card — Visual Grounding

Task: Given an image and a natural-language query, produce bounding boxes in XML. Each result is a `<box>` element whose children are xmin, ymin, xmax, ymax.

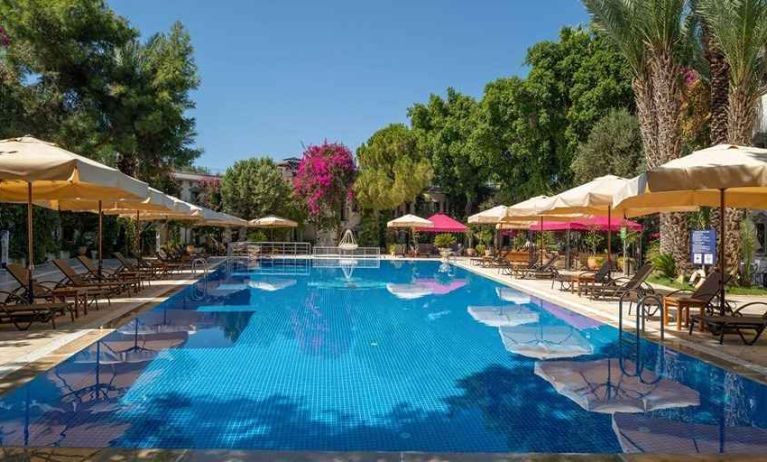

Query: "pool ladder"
<box><xmin>191</xmin><ymin>257</ymin><xmax>208</xmax><ymax>278</ymax></box>
<box><xmin>618</xmin><ymin>289</ymin><xmax>665</xmax><ymax>343</ymax></box>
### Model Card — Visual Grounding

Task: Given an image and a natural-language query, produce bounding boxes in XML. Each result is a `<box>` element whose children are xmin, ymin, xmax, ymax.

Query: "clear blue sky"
<box><xmin>109</xmin><ymin>0</ymin><xmax>589</xmax><ymax>171</ymax></box>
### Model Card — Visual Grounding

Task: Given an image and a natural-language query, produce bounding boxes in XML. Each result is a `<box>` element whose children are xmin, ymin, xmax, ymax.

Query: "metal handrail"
<box><xmin>313</xmin><ymin>246</ymin><xmax>380</xmax><ymax>259</ymax></box>
<box><xmin>228</xmin><ymin>241</ymin><xmax>312</xmax><ymax>258</ymax></box>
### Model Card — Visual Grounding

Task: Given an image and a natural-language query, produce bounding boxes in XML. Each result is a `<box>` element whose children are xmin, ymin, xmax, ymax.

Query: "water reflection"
<box><xmin>499</xmin><ymin>324</ymin><xmax>593</xmax><ymax>360</ymax></box>
<box><xmin>535</xmin><ymin>358</ymin><xmax>700</xmax><ymax>414</ymax></box>
<box><xmin>247</xmin><ymin>278</ymin><xmax>296</xmax><ymax>292</ymax></box>
<box><xmin>467</xmin><ymin>306</ymin><xmax>539</xmax><ymax>327</ymax></box>
<box><xmin>613</xmin><ymin>413</ymin><xmax>767</xmax><ymax>453</ymax></box>
<box><xmin>495</xmin><ymin>287</ymin><xmax>531</xmax><ymax>305</ymax></box>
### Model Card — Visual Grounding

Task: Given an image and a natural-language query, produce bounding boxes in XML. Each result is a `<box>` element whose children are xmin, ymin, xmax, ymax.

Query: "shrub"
<box><xmin>647</xmin><ymin>242</ymin><xmax>677</xmax><ymax>279</ymax></box>
<box><xmin>475</xmin><ymin>243</ymin><xmax>487</xmax><ymax>255</ymax></box>
<box><xmin>740</xmin><ymin>217</ymin><xmax>758</xmax><ymax>286</ymax></box>
<box><xmin>434</xmin><ymin>233</ymin><xmax>457</xmax><ymax>249</ymax></box>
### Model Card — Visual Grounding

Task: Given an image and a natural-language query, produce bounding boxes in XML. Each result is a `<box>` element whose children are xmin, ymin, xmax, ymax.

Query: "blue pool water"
<box><xmin>0</xmin><ymin>259</ymin><xmax>765</xmax><ymax>453</ymax></box>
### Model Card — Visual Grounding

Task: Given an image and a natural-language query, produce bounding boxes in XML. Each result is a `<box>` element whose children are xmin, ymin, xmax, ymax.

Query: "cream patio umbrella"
<box><xmin>468</xmin><ymin>205</ymin><xmax>508</xmax><ymax>224</ymax></box>
<box><xmin>538</xmin><ymin>175</ymin><xmax>631</xmax><ymax>272</ymax></box>
<box><xmin>37</xmin><ymin>188</ymin><xmax>179</xmax><ymax>275</ymax></box>
<box><xmin>386</xmin><ymin>214</ymin><xmax>433</xmax><ymax>253</ymax></box>
<box><xmin>469</xmin><ymin>205</ymin><xmax>508</xmax><ymax>251</ymax></box>
<box><xmin>501</xmin><ymin>196</ymin><xmax>563</xmax><ymax>266</ymax></box>
<box><xmin>249</xmin><ymin>215</ymin><xmax>298</xmax><ymax>241</ymax></box>
<box><xmin>0</xmin><ymin>136</ymin><xmax>149</xmax><ymax>299</ymax></box>
<box><xmin>613</xmin><ymin>144</ymin><xmax>767</xmax><ymax>308</ymax></box>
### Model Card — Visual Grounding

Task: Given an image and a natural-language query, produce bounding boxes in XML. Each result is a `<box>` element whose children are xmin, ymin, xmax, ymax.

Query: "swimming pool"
<box><xmin>0</xmin><ymin>259</ymin><xmax>765</xmax><ymax>453</ymax></box>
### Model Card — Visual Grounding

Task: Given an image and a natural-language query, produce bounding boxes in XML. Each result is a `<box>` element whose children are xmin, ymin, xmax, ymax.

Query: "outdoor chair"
<box><xmin>415</xmin><ymin>243</ymin><xmax>435</xmax><ymax>257</ymax></box>
<box><xmin>0</xmin><ymin>290</ymin><xmax>70</xmax><ymax>330</ymax></box>
<box><xmin>552</xmin><ymin>260</ymin><xmax>612</xmax><ymax>295</ymax></box>
<box><xmin>662</xmin><ymin>270</ymin><xmax>725</xmax><ymax>331</ymax></box>
<box><xmin>114</xmin><ymin>252</ymin><xmax>166</xmax><ymax>279</ymax></box>
<box><xmin>499</xmin><ymin>251</ymin><xmax>536</xmax><ymax>276</ymax></box>
<box><xmin>518</xmin><ymin>254</ymin><xmax>560</xmax><ymax>279</ymax></box>
<box><xmin>5</xmin><ymin>263</ymin><xmax>84</xmax><ymax>319</ymax></box>
<box><xmin>689</xmin><ymin>301</ymin><xmax>767</xmax><ymax>345</ymax></box>
<box><xmin>76</xmin><ymin>255</ymin><xmax>142</xmax><ymax>292</ymax></box>
<box><xmin>52</xmin><ymin>259</ymin><xmax>125</xmax><ymax>308</ymax></box>
<box><xmin>588</xmin><ymin>262</ymin><xmax>655</xmax><ymax>301</ymax></box>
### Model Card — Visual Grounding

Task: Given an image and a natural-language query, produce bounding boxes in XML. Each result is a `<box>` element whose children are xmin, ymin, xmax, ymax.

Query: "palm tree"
<box><xmin>699</xmin><ymin>0</ymin><xmax>767</xmax><ymax>275</ymax></box>
<box><xmin>584</xmin><ymin>0</ymin><xmax>690</xmax><ymax>272</ymax></box>
<box><xmin>700</xmin><ymin>0</ymin><xmax>767</xmax><ymax>144</ymax></box>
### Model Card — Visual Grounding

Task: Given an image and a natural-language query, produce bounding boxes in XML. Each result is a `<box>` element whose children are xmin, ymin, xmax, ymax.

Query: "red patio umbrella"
<box><xmin>416</xmin><ymin>213</ymin><xmax>468</xmax><ymax>233</ymax></box>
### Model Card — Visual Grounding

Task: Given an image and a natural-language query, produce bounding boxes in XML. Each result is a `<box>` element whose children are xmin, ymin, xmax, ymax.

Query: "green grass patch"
<box><xmin>648</xmin><ymin>276</ymin><xmax>767</xmax><ymax>296</ymax></box>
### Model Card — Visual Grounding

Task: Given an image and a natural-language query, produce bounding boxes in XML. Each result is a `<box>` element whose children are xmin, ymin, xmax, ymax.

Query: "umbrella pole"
<box><xmin>135</xmin><ymin>209</ymin><xmax>141</xmax><ymax>263</ymax></box>
<box><xmin>98</xmin><ymin>200</ymin><xmax>103</xmax><ymax>279</ymax></box>
<box><xmin>539</xmin><ymin>217</ymin><xmax>543</xmax><ymax>266</ymax></box>
<box><xmin>719</xmin><ymin>189</ymin><xmax>726</xmax><ymax>314</ymax></box>
<box><xmin>566</xmin><ymin>229</ymin><xmax>571</xmax><ymax>270</ymax></box>
<box><xmin>26</xmin><ymin>182</ymin><xmax>34</xmax><ymax>302</ymax></box>
<box><xmin>607</xmin><ymin>206</ymin><xmax>612</xmax><ymax>278</ymax></box>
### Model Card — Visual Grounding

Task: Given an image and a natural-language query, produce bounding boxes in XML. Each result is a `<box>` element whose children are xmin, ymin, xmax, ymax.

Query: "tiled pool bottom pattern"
<box><xmin>0</xmin><ymin>260</ymin><xmax>765</xmax><ymax>453</ymax></box>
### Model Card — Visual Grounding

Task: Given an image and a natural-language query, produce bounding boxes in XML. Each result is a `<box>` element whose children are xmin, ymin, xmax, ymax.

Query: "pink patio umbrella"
<box><xmin>416</xmin><ymin>212</ymin><xmax>468</xmax><ymax>233</ymax></box>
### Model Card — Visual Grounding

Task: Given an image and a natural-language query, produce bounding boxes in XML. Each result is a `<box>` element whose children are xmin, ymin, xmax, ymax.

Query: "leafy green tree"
<box><xmin>474</xmin><ymin>27</ymin><xmax>634</xmax><ymax>202</ymax></box>
<box><xmin>354</xmin><ymin>124</ymin><xmax>432</xmax><ymax>245</ymax></box>
<box><xmin>571</xmin><ymin>108</ymin><xmax>645</xmax><ymax>183</ymax></box>
<box><xmin>221</xmin><ymin>157</ymin><xmax>293</xmax><ymax>220</ymax></box>
<box><xmin>106</xmin><ymin>21</ymin><xmax>201</xmax><ymax>187</ymax></box>
<box><xmin>409</xmin><ymin>88</ymin><xmax>484</xmax><ymax>217</ymax></box>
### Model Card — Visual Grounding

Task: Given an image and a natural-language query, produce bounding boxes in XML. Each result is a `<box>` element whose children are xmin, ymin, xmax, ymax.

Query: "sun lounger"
<box><xmin>552</xmin><ymin>260</ymin><xmax>611</xmax><ymax>295</ymax></box>
<box><xmin>52</xmin><ymin>259</ymin><xmax>125</xmax><ymax>308</ymax></box>
<box><xmin>415</xmin><ymin>243</ymin><xmax>435</xmax><ymax>257</ymax></box>
<box><xmin>690</xmin><ymin>301</ymin><xmax>767</xmax><ymax>345</ymax></box>
<box><xmin>5</xmin><ymin>263</ymin><xmax>84</xmax><ymax>319</ymax></box>
<box><xmin>588</xmin><ymin>262</ymin><xmax>655</xmax><ymax>300</ymax></box>
<box><xmin>114</xmin><ymin>251</ymin><xmax>166</xmax><ymax>279</ymax></box>
<box><xmin>662</xmin><ymin>270</ymin><xmax>726</xmax><ymax>331</ymax></box>
<box><xmin>499</xmin><ymin>251</ymin><xmax>537</xmax><ymax>276</ymax></box>
<box><xmin>0</xmin><ymin>290</ymin><xmax>70</xmax><ymax>330</ymax></box>
<box><xmin>76</xmin><ymin>255</ymin><xmax>141</xmax><ymax>292</ymax></box>
<box><xmin>518</xmin><ymin>255</ymin><xmax>560</xmax><ymax>279</ymax></box>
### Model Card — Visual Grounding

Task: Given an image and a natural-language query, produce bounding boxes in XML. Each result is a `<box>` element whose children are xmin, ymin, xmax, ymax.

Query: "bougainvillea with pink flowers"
<box><xmin>293</xmin><ymin>141</ymin><xmax>356</xmax><ymax>230</ymax></box>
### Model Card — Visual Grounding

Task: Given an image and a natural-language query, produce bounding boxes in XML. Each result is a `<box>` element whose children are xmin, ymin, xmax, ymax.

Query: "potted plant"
<box><xmin>473</xmin><ymin>228</ymin><xmax>494</xmax><ymax>256</ymax></box>
<box><xmin>475</xmin><ymin>243</ymin><xmax>487</xmax><ymax>256</ymax></box>
<box><xmin>434</xmin><ymin>233</ymin><xmax>457</xmax><ymax>258</ymax></box>
<box><xmin>583</xmin><ymin>228</ymin><xmax>604</xmax><ymax>269</ymax></box>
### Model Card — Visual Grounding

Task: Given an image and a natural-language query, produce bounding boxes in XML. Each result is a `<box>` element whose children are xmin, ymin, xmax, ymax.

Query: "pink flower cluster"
<box><xmin>682</xmin><ymin>67</ymin><xmax>699</xmax><ymax>87</ymax></box>
<box><xmin>0</xmin><ymin>25</ymin><xmax>9</xmax><ymax>48</ymax></box>
<box><xmin>294</xmin><ymin>141</ymin><xmax>356</xmax><ymax>217</ymax></box>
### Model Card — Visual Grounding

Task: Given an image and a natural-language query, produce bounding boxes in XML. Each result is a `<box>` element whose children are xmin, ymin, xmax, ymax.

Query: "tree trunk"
<box><xmin>703</xmin><ymin>20</ymin><xmax>730</xmax><ymax>145</ymax></box>
<box><xmin>702</xmin><ymin>22</ymin><xmax>731</xmax><ymax>275</ymax></box>
<box><xmin>649</xmin><ymin>51</ymin><xmax>688</xmax><ymax>273</ymax></box>
<box><xmin>720</xmin><ymin>85</ymin><xmax>759</xmax><ymax>279</ymax></box>
<box><xmin>633</xmin><ymin>77</ymin><xmax>658</xmax><ymax>166</ymax></box>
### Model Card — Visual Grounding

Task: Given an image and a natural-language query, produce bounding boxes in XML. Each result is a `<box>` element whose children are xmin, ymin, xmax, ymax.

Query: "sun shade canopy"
<box><xmin>37</xmin><ymin>187</ymin><xmax>178</xmax><ymax>215</ymax></box>
<box><xmin>386</xmin><ymin>214</ymin><xmax>433</xmax><ymax>228</ymax></box>
<box><xmin>0</xmin><ymin>136</ymin><xmax>148</xmax><ymax>201</ymax></box>
<box><xmin>613</xmin><ymin>144</ymin><xmax>767</xmax><ymax>215</ymax></box>
<box><xmin>468</xmin><ymin>205</ymin><xmax>507</xmax><ymax>224</ymax></box>
<box><xmin>249</xmin><ymin>215</ymin><xmax>298</xmax><ymax>228</ymax></box>
<box><xmin>416</xmin><ymin>213</ymin><xmax>467</xmax><ymax>233</ymax></box>
<box><xmin>544</xmin><ymin>175</ymin><xmax>629</xmax><ymax>216</ymax></box>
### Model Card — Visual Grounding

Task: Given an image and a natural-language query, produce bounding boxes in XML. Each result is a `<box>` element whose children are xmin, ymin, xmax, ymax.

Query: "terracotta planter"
<box><xmin>587</xmin><ymin>255</ymin><xmax>605</xmax><ymax>270</ymax></box>
<box><xmin>78</xmin><ymin>246</ymin><xmax>88</xmax><ymax>256</ymax></box>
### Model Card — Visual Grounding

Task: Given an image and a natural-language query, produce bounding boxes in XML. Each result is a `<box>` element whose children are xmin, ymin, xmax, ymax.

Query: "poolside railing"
<box><xmin>227</xmin><ymin>241</ymin><xmax>312</xmax><ymax>258</ymax></box>
<box><xmin>313</xmin><ymin>246</ymin><xmax>381</xmax><ymax>259</ymax></box>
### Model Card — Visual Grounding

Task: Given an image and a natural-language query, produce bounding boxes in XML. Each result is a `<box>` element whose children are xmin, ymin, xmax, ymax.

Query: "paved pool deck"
<box><xmin>450</xmin><ymin>257</ymin><xmax>767</xmax><ymax>385</ymax></box>
<box><xmin>0</xmin><ymin>257</ymin><xmax>223</xmax><ymax>394</ymax></box>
